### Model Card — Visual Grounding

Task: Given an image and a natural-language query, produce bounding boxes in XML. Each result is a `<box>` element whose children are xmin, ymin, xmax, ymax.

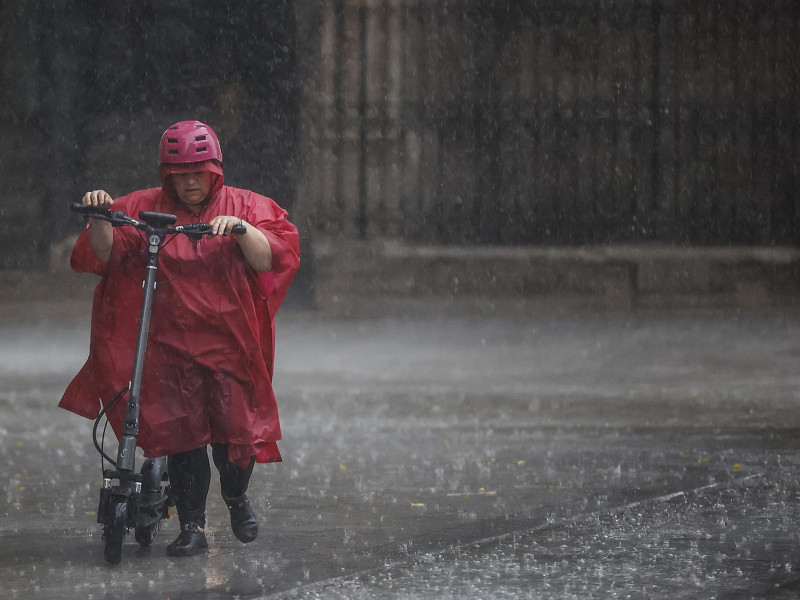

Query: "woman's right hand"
<box><xmin>83</xmin><ymin>190</ymin><xmax>114</xmax><ymax>263</ymax></box>
<box><xmin>82</xmin><ymin>190</ymin><xmax>114</xmax><ymax>208</ymax></box>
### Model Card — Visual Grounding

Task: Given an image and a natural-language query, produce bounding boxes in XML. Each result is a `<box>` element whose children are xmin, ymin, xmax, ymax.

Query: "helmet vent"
<box><xmin>167</xmin><ymin>137</ymin><xmax>178</xmax><ymax>144</ymax></box>
<box><xmin>196</xmin><ymin>146</ymin><xmax>207</xmax><ymax>153</ymax></box>
<box><xmin>195</xmin><ymin>135</ymin><xmax>207</xmax><ymax>142</ymax></box>
<box><xmin>167</xmin><ymin>149</ymin><xmax>179</xmax><ymax>154</ymax></box>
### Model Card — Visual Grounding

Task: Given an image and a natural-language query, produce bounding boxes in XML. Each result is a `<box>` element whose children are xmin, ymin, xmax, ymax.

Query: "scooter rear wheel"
<box><xmin>135</xmin><ymin>457</ymin><xmax>169</xmax><ymax>548</ymax></box>
<box><xmin>103</xmin><ymin>499</ymin><xmax>127</xmax><ymax>564</ymax></box>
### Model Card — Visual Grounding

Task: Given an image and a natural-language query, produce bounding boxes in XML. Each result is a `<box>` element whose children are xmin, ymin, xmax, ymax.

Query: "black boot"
<box><xmin>166</xmin><ymin>522</ymin><xmax>208</xmax><ymax>557</ymax></box>
<box><xmin>167</xmin><ymin>447</ymin><xmax>211</xmax><ymax>556</ymax></box>
<box><xmin>224</xmin><ymin>494</ymin><xmax>258</xmax><ymax>543</ymax></box>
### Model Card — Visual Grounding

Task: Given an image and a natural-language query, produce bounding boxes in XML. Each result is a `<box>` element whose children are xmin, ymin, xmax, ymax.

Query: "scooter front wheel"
<box><xmin>103</xmin><ymin>499</ymin><xmax>128</xmax><ymax>564</ymax></box>
<box><xmin>134</xmin><ymin>516</ymin><xmax>159</xmax><ymax>547</ymax></box>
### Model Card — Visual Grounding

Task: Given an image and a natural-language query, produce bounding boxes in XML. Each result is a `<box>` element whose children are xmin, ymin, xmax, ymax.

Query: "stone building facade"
<box><xmin>0</xmin><ymin>1</ymin><xmax>798</xmax><ymax>300</ymax></box>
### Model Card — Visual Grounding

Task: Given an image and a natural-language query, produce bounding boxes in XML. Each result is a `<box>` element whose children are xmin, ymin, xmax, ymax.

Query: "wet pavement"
<box><xmin>2</xmin><ymin>307</ymin><xmax>800</xmax><ymax>599</ymax></box>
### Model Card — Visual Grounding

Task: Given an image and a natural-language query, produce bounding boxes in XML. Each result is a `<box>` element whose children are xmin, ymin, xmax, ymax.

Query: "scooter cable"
<box><xmin>93</xmin><ymin>386</ymin><xmax>129</xmax><ymax>468</ymax></box>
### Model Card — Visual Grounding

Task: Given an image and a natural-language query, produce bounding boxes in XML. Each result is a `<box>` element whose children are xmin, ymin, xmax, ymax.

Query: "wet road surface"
<box><xmin>2</xmin><ymin>308</ymin><xmax>800</xmax><ymax>599</ymax></box>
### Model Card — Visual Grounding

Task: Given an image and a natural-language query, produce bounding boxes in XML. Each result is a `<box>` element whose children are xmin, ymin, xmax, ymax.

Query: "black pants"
<box><xmin>167</xmin><ymin>443</ymin><xmax>255</xmax><ymax>528</ymax></box>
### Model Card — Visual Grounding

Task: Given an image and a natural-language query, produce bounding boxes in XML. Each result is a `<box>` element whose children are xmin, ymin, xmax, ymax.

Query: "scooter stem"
<box><xmin>117</xmin><ymin>230</ymin><xmax>163</xmax><ymax>473</ymax></box>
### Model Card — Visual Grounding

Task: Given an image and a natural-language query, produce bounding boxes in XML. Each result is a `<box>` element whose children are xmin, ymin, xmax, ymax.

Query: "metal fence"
<box><xmin>298</xmin><ymin>0</ymin><xmax>800</xmax><ymax>245</ymax></box>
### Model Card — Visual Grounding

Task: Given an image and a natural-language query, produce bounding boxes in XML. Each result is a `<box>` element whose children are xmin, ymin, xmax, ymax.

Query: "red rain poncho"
<box><xmin>59</xmin><ymin>186</ymin><xmax>300</xmax><ymax>467</ymax></box>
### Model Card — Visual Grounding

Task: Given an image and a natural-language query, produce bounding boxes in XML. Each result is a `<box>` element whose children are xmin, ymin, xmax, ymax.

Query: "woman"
<box><xmin>60</xmin><ymin>120</ymin><xmax>300</xmax><ymax>556</ymax></box>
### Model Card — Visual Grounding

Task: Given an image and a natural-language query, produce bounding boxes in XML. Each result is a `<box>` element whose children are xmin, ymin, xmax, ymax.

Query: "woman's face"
<box><xmin>171</xmin><ymin>171</ymin><xmax>214</xmax><ymax>212</ymax></box>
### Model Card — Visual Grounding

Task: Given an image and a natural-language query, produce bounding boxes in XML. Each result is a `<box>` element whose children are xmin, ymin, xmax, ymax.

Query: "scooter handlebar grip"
<box><xmin>232</xmin><ymin>225</ymin><xmax>246</xmax><ymax>235</ymax></box>
<box><xmin>71</xmin><ymin>202</ymin><xmax>102</xmax><ymax>214</ymax></box>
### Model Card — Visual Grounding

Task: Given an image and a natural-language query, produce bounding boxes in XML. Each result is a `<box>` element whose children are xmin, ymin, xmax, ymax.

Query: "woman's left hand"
<box><xmin>207</xmin><ymin>216</ymin><xmax>246</xmax><ymax>237</ymax></box>
<box><xmin>206</xmin><ymin>215</ymin><xmax>272</xmax><ymax>271</ymax></box>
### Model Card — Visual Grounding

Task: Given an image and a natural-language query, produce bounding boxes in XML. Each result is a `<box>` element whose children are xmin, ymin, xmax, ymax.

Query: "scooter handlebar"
<box><xmin>71</xmin><ymin>203</ymin><xmax>246</xmax><ymax>236</ymax></box>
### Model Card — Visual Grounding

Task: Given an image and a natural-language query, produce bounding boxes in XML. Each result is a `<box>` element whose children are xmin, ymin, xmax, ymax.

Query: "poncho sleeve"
<box><xmin>70</xmin><ymin>224</ymin><xmax>107</xmax><ymax>276</ymax></box>
<box><xmin>243</xmin><ymin>191</ymin><xmax>300</xmax><ymax>319</ymax></box>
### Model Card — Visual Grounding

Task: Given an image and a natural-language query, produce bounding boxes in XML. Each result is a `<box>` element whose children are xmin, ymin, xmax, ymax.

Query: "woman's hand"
<box><xmin>82</xmin><ymin>190</ymin><xmax>114</xmax><ymax>209</ymax></box>
<box><xmin>82</xmin><ymin>190</ymin><xmax>114</xmax><ymax>263</ymax></box>
<box><xmin>208</xmin><ymin>216</ymin><xmax>273</xmax><ymax>272</ymax></box>
<box><xmin>207</xmin><ymin>215</ymin><xmax>244</xmax><ymax>237</ymax></box>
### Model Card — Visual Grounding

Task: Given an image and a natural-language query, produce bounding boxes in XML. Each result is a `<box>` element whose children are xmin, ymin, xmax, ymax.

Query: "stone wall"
<box><xmin>4</xmin><ymin>236</ymin><xmax>797</xmax><ymax>316</ymax></box>
<box><xmin>312</xmin><ymin>239</ymin><xmax>800</xmax><ymax>315</ymax></box>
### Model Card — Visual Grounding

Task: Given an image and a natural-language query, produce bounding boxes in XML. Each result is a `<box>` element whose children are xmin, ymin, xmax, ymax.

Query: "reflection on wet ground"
<box><xmin>2</xmin><ymin>312</ymin><xmax>800</xmax><ymax>598</ymax></box>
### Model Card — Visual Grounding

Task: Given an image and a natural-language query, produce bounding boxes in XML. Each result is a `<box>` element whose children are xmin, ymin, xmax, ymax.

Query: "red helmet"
<box><xmin>159</xmin><ymin>120</ymin><xmax>223</xmax><ymax>166</ymax></box>
<box><xmin>158</xmin><ymin>121</ymin><xmax>224</xmax><ymax>194</ymax></box>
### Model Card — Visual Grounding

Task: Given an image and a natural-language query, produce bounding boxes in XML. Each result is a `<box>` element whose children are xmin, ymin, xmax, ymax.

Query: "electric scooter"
<box><xmin>70</xmin><ymin>203</ymin><xmax>246</xmax><ymax>564</ymax></box>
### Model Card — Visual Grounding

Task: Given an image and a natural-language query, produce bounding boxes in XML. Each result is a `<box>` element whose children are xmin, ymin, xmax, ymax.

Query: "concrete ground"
<box><xmin>1</xmin><ymin>302</ymin><xmax>800</xmax><ymax>599</ymax></box>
